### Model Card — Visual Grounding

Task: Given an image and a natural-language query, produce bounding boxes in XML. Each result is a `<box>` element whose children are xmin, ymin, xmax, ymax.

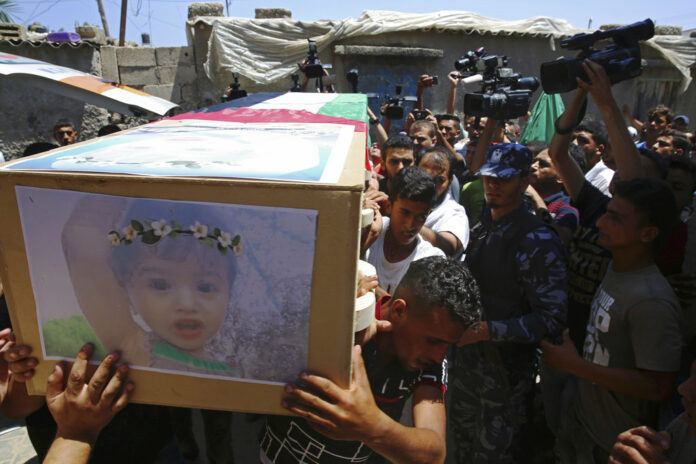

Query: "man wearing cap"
<box><xmin>449</xmin><ymin>142</ymin><xmax>568</xmax><ymax>463</ymax></box>
<box><xmin>673</xmin><ymin>114</ymin><xmax>690</xmax><ymax>133</ymax></box>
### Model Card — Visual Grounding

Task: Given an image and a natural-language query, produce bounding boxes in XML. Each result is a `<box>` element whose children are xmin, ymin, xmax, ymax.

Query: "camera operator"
<box><xmin>414</xmin><ymin>74</ymin><xmax>437</xmax><ymax>111</ymax></box>
<box><xmin>540</xmin><ymin>59</ymin><xmax>681</xmax><ymax>463</ymax></box>
<box><xmin>298</xmin><ymin>57</ymin><xmax>334</xmax><ymax>93</ymax></box>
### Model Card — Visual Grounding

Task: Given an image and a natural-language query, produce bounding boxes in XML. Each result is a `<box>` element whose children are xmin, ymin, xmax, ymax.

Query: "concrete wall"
<box><xmin>189</xmin><ymin>21</ymin><xmax>696</xmax><ymax>135</ymax></box>
<box><xmin>2</xmin><ymin>18</ymin><xmax>693</xmax><ymax>159</ymax></box>
<box><xmin>0</xmin><ymin>42</ymin><xmax>109</xmax><ymax>159</ymax></box>
<box><xmin>0</xmin><ymin>42</ymin><xmax>200</xmax><ymax>160</ymax></box>
<box><xmin>113</xmin><ymin>45</ymin><xmax>200</xmax><ymax>110</ymax></box>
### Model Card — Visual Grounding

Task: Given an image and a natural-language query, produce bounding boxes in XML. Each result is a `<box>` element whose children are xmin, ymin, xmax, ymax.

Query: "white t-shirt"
<box><xmin>365</xmin><ymin>217</ymin><xmax>445</xmax><ymax>294</ymax></box>
<box><xmin>424</xmin><ymin>192</ymin><xmax>470</xmax><ymax>251</ymax></box>
<box><xmin>584</xmin><ymin>160</ymin><xmax>614</xmax><ymax>197</ymax></box>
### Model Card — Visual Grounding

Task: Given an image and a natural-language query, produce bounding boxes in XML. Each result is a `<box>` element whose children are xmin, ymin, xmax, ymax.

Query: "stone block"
<box><xmin>255</xmin><ymin>8</ymin><xmax>291</xmax><ymax>19</ymax></box>
<box><xmin>0</xmin><ymin>23</ymin><xmax>26</xmax><ymax>40</ymax></box>
<box><xmin>142</xmin><ymin>84</ymin><xmax>176</xmax><ymax>101</ymax></box>
<box><xmin>155</xmin><ymin>47</ymin><xmax>194</xmax><ymax>66</ymax></box>
<box><xmin>188</xmin><ymin>2</ymin><xmax>223</xmax><ymax>20</ymax></box>
<box><xmin>100</xmin><ymin>46</ymin><xmax>119</xmax><ymax>82</ymax></box>
<box><xmin>116</xmin><ymin>47</ymin><xmax>156</xmax><ymax>67</ymax></box>
<box><xmin>119</xmin><ymin>66</ymin><xmax>159</xmax><ymax>86</ymax></box>
<box><xmin>156</xmin><ymin>64</ymin><xmax>197</xmax><ymax>85</ymax></box>
<box><xmin>76</xmin><ymin>25</ymin><xmax>106</xmax><ymax>44</ymax></box>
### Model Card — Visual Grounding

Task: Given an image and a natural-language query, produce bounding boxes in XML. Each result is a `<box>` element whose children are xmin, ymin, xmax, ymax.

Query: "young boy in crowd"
<box><xmin>542</xmin><ymin>178</ymin><xmax>682</xmax><ymax>463</ymax></box>
<box><xmin>363</xmin><ymin>166</ymin><xmax>444</xmax><ymax>295</ymax></box>
<box><xmin>417</xmin><ymin>146</ymin><xmax>469</xmax><ymax>256</ymax></box>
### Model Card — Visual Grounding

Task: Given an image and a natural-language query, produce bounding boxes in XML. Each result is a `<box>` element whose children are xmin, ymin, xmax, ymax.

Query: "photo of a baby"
<box><xmin>16</xmin><ymin>186</ymin><xmax>317</xmax><ymax>383</ymax></box>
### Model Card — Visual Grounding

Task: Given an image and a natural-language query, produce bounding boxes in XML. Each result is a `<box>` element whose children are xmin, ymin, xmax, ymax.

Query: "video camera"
<box><xmin>461</xmin><ymin>49</ymin><xmax>540</xmax><ymax>120</ymax></box>
<box><xmin>346</xmin><ymin>68</ymin><xmax>359</xmax><ymax>93</ymax></box>
<box><xmin>381</xmin><ymin>85</ymin><xmax>418</xmax><ymax>120</ymax></box>
<box><xmin>221</xmin><ymin>72</ymin><xmax>247</xmax><ymax>102</ymax></box>
<box><xmin>454</xmin><ymin>47</ymin><xmax>486</xmax><ymax>74</ymax></box>
<box><xmin>540</xmin><ymin>18</ymin><xmax>655</xmax><ymax>94</ymax></box>
<box><xmin>298</xmin><ymin>39</ymin><xmax>333</xmax><ymax>79</ymax></box>
<box><xmin>290</xmin><ymin>73</ymin><xmax>302</xmax><ymax>92</ymax></box>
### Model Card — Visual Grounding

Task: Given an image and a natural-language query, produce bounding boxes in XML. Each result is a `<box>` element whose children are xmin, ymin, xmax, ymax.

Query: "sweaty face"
<box><xmin>595</xmin><ymin>196</ymin><xmax>649</xmax><ymax>251</ymax></box>
<box><xmin>388</xmin><ymin>198</ymin><xmax>431</xmax><ymax>246</ymax></box>
<box><xmin>652</xmin><ymin>135</ymin><xmax>675</xmax><ymax>157</ymax></box>
<box><xmin>392</xmin><ymin>305</ymin><xmax>464</xmax><ymax>371</ymax></box>
<box><xmin>127</xmin><ymin>252</ymin><xmax>229</xmax><ymax>352</ymax></box>
<box><xmin>55</xmin><ymin>125</ymin><xmax>78</xmax><ymax>146</ymax></box>
<box><xmin>409</xmin><ymin>127</ymin><xmax>435</xmax><ymax>149</ymax></box>
<box><xmin>418</xmin><ymin>156</ymin><xmax>451</xmax><ymax>199</ymax></box>
<box><xmin>466</xmin><ymin>117</ymin><xmax>487</xmax><ymax>141</ymax></box>
<box><xmin>529</xmin><ymin>150</ymin><xmax>558</xmax><ymax>191</ymax></box>
<box><xmin>571</xmin><ymin>130</ymin><xmax>599</xmax><ymax>164</ymax></box>
<box><xmin>438</xmin><ymin>119</ymin><xmax>460</xmax><ymax>145</ymax></box>
<box><xmin>482</xmin><ymin>174</ymin><xmax>527</xmax><ymax>217</ymax></box>
<box><xmin>384</xmin><ymin>147</ymin><xmax>414</xmax><ymax>180</ymax></box>
<box><xmin>648</xmin><ymin>115</ymin><xmax>670</xmax><ymax>136</ymax></box>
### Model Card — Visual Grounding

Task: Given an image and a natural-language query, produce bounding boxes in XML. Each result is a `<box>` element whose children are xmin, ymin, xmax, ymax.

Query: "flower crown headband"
<box><xmin>108</xmin><ymin>219</ymin><xmax>242</xmax><ymax>256</ymax></box>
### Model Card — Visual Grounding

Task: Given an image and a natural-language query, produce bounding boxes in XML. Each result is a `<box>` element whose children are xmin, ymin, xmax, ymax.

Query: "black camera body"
<box><xmin>540</xmin><ymin>19</ymin><xmax>655</xmax><ymax>94</ymax></box>
<box><xmin>413</xmin><ymin>110</ymin><xmax>429</xmax><ymax>120</ymax></box>
<box><xmin>381</xmin><ymin>85</ymin><xmax>418</xmax><ymax>120</ymax></box>
<box><xmin>346</xmin><ymin>68</ymin><xmax>359</xmax><ymax>93</ymax></box>
<box><xmin>454</xmin><ymin>47</ymin><xmax>486</xmax><ymax>73</ymax></box>
<box><xmin>221</xmin><ymin>72</ymin><xmax>247</xmax><ymax>102</ymax></box>
<box><xmin>463</xmin><ymin>55</ymin><xmax>540</xmax><ymax>120</ymax></box>
<box><xmin>299</xmin><ymin>39</ymin><xmax>324</xmax><ymax>79</ymax></box>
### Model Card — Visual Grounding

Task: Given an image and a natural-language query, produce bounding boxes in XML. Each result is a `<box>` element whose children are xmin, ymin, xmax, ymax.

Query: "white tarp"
<box><xmin>191</xmin><ymin>10</ymin><xmax>696</xmax><ymax>92</ymax></box>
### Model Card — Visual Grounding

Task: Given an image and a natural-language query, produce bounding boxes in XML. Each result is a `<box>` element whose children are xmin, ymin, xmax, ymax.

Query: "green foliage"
<box><xmin>0</xmin><ymin>0</ymin><xmax>19</xmax><ymax>24</ymax></box>
<box><xmin>42</xmin><ymin>315</ymin><xmax>108</xmax><ymax>360</ymax></box>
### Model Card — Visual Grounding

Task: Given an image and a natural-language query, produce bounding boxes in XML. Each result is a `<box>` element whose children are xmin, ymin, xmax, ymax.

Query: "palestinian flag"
<box><xmin>519</xmin><ymin>91</ymin><xmax>565</xmax><ymax>145</ymax></box>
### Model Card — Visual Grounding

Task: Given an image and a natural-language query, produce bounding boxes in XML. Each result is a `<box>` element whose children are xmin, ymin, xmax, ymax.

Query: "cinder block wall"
<box><xmin>113</xmin><ymin>46</ymin><xmax>199</xmax><ymax>110</ymax></box>
<box><xmin>0</xmin><ymin>43</ymin><xmax>200</xmax><ymax>160</ymax></box>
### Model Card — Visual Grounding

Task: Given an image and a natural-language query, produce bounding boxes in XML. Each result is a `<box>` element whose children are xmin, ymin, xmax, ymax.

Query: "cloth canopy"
<box><xmin>190</xmin><ymin>10</ymin><xmax>696</xmax><ymax>92</ymax></box>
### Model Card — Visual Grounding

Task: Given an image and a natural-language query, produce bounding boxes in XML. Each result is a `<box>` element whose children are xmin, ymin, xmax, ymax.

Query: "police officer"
<box><xmin>449</xmin><ymin>143</ymin><xmax>568</xmax><ymax>463</ymax></box>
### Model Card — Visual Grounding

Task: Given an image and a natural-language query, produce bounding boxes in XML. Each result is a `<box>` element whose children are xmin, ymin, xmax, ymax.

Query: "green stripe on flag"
<box><xmin>317</xmin><ymin>93</ymin><xmax>369</xmax><ymax>124</ymax></box>
<box><xmin>519</xmin><ymin>92</ymin><xmax>566</xmax><ymax>145</ymax></box>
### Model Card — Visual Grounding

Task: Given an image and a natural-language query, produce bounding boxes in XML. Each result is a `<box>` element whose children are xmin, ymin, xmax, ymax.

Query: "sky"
<box><xmin>8</xmin><ymin>0</ymin><xmax>696</xmax><ymax>47</ymax></box>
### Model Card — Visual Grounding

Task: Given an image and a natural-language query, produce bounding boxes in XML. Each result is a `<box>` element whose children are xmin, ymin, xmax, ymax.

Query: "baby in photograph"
<box><xmin>50</xmin><ymin>198</ymin><xmax>243</xmax><ymax>377</ymax></box>
<box><xmin>106</xmin><ymin>201</ymin><xmax>242</xmax><ymax>375</ymax></box>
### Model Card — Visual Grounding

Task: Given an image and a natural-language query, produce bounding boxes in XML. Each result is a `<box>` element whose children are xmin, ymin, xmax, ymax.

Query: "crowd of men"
<box><xmin>1</xmin><ymin>57</ymin><xmax>696</xmax><ymax>464</ymax></box>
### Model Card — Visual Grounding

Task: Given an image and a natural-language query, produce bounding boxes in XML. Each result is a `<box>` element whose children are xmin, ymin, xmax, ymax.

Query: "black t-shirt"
<box><xmin>567</xmin><ymin>180</ymin><xmax>612</xmax><ymax>350</ymax></box>
<box><xmin>378</xmin><ymin>177</ymin><xmax>390</xmax><ymax>195</ymax></box>
<box><xmin>261</xmin><ymin>299</ymin><xmax>447</xmax><ymax>464</ymax></box>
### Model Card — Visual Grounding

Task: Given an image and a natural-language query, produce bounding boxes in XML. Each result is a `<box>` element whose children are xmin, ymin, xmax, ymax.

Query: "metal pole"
<box><xmin>225</xmin><ymin>0</ymin><xmax>230</xmax><ymax>16</ymax></box>
<box><xmin>119</xmin><ymin>0</ymin><xmax>128</xmax><ymax>46</ymax></box>
<box><xmin>96</xmin><ymin>0</ymin><xmax>111</xmax><ymax>37</ymax></box>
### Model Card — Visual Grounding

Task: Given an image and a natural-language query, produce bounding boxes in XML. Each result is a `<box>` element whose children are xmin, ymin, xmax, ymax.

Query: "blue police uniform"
<box><xmin>450</xmin><ymin>144</ymin><xmax>568</xmax><ymax>463</ymax></box>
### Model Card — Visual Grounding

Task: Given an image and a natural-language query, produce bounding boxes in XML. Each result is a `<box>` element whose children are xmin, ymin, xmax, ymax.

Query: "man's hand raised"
<box><xmin>282</xmin><ymin>345</ymin><xmax>388</xmax><ymax>442</ymax></box>
<box><xmin>576</xmin><ymin>60</ymin><xmax>614</xmax><ymax>110</ymax></box>
<box><xmin>46</xmin><ymin>344</ymin><xmax>133</xmax><ymax>445</ymax></box>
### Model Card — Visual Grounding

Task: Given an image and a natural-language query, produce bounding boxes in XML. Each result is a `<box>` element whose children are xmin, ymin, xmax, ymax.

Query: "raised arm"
<box><xmin>548</xmin><ymin>88</ymin><xmax>588</xmax><ymax>201</ymax></box>
<box><xmin>367</xmin><ymin>106</ymin><xmax>388</xmax><ymax>146</ymax></box>
<box><xmin>578</xmin><ymin>60</ymin><xmax>642</xmax><ymax>180</ymax></box>
<box><xmin>447</xmin><ymin>71</ymin><xmax>459</xmax><ymax>115</ymax></box>
<box><xmin>415</xmin><ymin>75</ymin><xmax>434</xmax><ymax>111</ymax></box>
<box><xmin>469</xmin><ymin>117</ymin><xmax>497</xmax><ymax>176</ymax></box>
